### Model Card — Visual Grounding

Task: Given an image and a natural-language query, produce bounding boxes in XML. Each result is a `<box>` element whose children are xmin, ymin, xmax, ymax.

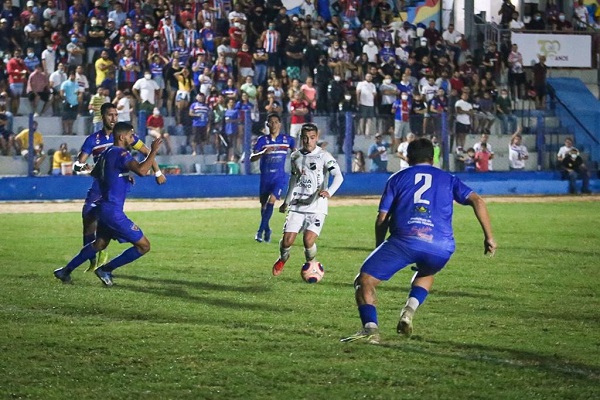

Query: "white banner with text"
<box><xmin>511</xmin><ymin>33</ymin><xmax>592</xmax><ymax>68</ymax></box>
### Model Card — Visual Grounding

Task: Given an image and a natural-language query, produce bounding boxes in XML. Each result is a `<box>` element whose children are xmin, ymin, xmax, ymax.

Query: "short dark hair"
<box><xmin>101</xmin><ymin>102</ymin><xmax>117</xmax><ymax>116</ymax></box>
<box><xmin>266</xmin><ymin>112</ymin><xmax>281</xmax><ymax>122</ymax></box>
<box><xmin>407</xmin><ymin>138</ymin><xmax>434</xmax><ymax>165</ymax></box>
<box><xmin>113</xmin><ymin>121</ymin><xmax>134</xmax><ymax>136</ymax></box>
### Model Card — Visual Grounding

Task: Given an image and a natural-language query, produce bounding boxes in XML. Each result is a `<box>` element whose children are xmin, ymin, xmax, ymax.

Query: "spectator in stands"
<box><xmin>423</xmin><ymin>20</ymin><xmax>441</xmax><ymax>47</ymax></box>
<box><xmin>132</xmin><ymin>70</ymin><xmax>160</xmax><ymax>118</ymax></box>
<box><xmin>174</xmin><ymin>67</ymin><xmax>194</xmax><ymax>126</ymax></box>
<box><xmin>553</xmin><ymin>12</ymin><xmax>573</xmax><ymax>31</ymax></box>
<box><xmin>6</xmin><ymin>48</ymin><xmax>28</xmax><ymax>115</ymax></box>
<box><xmin>507</xmin><ymin>44</ymin><xmax>526</xmax><ymax>101</ymax></box>
<box><xmin>108</xmin><ymin>1</ymin><xmax>126</xmax><ymax>28</ymax></box>
<box><xmin>508</xmin><ymin>128</ymin><xmax>528</xmax><ymax>170</ymax></box>
<box><xmin>15</xmin><ymin>120</ymin><xmax>45</xmax><ymax>174</ymax></box>
<box><xmin>89</xmin><ymin>86</ymin><xmax>110</xmax><ymax>132</ymax></box>
<box><xmin>66</xmin><ymin>34</ymin><xmax>85</xmax><ymax>67</ymax></box>
<box><xmin>95</xmin><ymin>50</ymin><xmax>115</xmax><ymax>89</ymax></box>
<box><xmin>498</xmin><ymin>0</ymin><xmax>516</xmax><ymax>27</ymax></box>
<box><xmin>23</xmin><ymin>47</ymin><xmax>40</xmax><ymax>72</ymax></box>
<box><xmin>527</xmin><ymin>12</ymin><xmax>546</xmax><ymax>30</ymax></box>
<box><xmin>482</xmin><ymin>42</ymin><xmax>502</xmax><ymax>83</ymax></box>
<box><xmin>113</xmin><ymin>89</ymin><xmax>132</xmax><ymax>123</ymax></box>
<box><xmin>0</xmin><ymin>103</ymin><xmax>14</xmax><ymax>155</ymax></box>
<box><xmin>75</xmin><ymin>65</ymin><xmax>90</xmax><ymax>114</ymax></box>
<box><xmin>391</xmin><ymin>91</ymin><xmax>411</xmax><ymax>151</ymax></box>
<box><xmin>59</xmin><ymin>67</ymin><xmax>79</xmax><ymax>136</ymax></box>
<box><xmin>396</xmin><ymin>132</ymin><xmax>415</xmax><ymax>171</ymax></box>
<box><xmin>410</xmin><ymin>92</ymin><xmax>427</xmax><ymax>136</ymax></box>
<box><xmin>49</xmin><ymin>62</ymin><xmax>66</xmax><ymax>116</ymax></box>
<box><xmin>473</xmin><ymin>131</ymin><xmax>495</xmax><ymax>171</ymax></box>
<box><xmin>557</xmin><ymin>137</ymin><xmax>575</xmax><ymax>163</ymax></box>
<box><xmin>356</xmin><ymin>73</ymin><xmax>377</xmax><ymax>136</ymax></box>
<box><xmin>496</xmin><ymin>88</ymin><xmax>518</xmax><ymax>135</ymax></box>
<box><xmin>562</xmin><ymin>147</ymin><xmax>591</xmax><ymax>194</ymax></box>
<box><xmin>51</xmin><ymin>142</ymin><xmax>72</xmax><ymax>175</ymax></box>
<box><xmin>147</xmin><ymin>107</ymin><xmax>173</xmax><ymax>156</ymax></box>
<box><xmin>289</xmin><ymin>91</ymin><xmax>309</xmax><ymax>140</ymax></box>
<box><xmin>26</xmin><ymin>64</ymin><xmax>51</xmax><ymax>117</ymax></box>
<box><xmin>508</xmin><ymin>11</ymin><xmax>525</xmax><ymax>31</ymax></box>
<box><xmin>454</xmin><ymin>91</ymin><xmax>473</xmax><ymax>151</ymax></box>
<box><xmin>189</xmin><ymin>93</ymin><xmax>211</xmax><ymax>156</ymax></box>
<box><xmin>368</xmin><ymin>132</ymin><xmax>390</xmax><ymax>173</ymax></box>
<box><xmin>574</xmin><ymin>1</ymin><xmax>590</xmax><ymax>30</ymax></box>
<box><xmin>474</xmin><ymin>142</ymin><xmax>492</xmax><ymax>172</ymax></box>
<box><xmin>473</xmin><ymin>92</ymin><xmax>496</xmax><ymax>134</ymax></box>
<box><xmin>532</xmin><ymin>55</ymin><xmax>548</xmax><ymax>110</ymax></box>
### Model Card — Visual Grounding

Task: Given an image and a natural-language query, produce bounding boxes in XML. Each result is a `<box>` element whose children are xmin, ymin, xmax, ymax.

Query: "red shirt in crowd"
<box><xmin>146</xmin><ymin>114</ymin><xmax>164</xmax><ymax>129</ymax></box>
<box><xmin>475</xmin><ymin>151</ymin><xmax>491</xmax><ymax>172</ymax></box>
<box><xmin>7</xmin><ymin>57</ymin><xmax>28</xmax><ymax>84</ymax></box>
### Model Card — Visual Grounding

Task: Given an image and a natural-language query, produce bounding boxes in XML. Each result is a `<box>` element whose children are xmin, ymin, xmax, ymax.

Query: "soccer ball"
<box><xmin>301</xmin><ymin>261</ymin><xmax>324</xmax><ymax>283</ymax></box>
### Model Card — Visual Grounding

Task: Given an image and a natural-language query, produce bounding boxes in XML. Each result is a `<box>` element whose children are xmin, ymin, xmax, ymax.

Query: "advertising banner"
<box><xmin>511</xmin><ymin>33</ymin><xmax>592</xmax><ymax>68</ymax></box>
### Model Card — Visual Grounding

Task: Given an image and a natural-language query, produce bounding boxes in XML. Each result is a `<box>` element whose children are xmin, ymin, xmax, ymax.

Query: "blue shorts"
<box><xmin>259</xmin><ymin>175</ymin><xmax>287</xmax><ymax>204</ymax></box>
<box><xmin>360</xmin><ymin>237</ymin><xmax>453</xmax><ymax>281</ymax></box>
<box><xmin>97</xmin><ymin>208</ymin><xmax>144</xmax><ymax>244</ymax></box>
<box><xmin>82</xmin><ymin>187</ymin><xmax>102</xmax><ymax>220</ymax></box>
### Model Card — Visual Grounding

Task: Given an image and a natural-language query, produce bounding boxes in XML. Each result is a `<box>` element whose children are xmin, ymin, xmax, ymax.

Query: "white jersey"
<box><xmin>285</xmin><ymin>146</ymin><xmax>343</xmax><ymax>215</ymax></box>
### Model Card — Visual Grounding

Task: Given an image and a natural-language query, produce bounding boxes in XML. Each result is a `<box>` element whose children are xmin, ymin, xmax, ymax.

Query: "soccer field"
<box><xmin>0</xmin><ymin>199</ymin><xmax>599</xmax><ymax>399</ymax></box>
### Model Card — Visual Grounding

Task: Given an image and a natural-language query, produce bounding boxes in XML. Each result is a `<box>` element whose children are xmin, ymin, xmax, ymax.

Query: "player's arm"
<box><xmin>127</xmin><ymin>138</ymin><xmax>163</xmax><ymax>177</ymax></box>
<box><xmin>375</xmin><ymin>211</ymin><xmax>389</xmax><ymax>248</ymax></box>
<box><xmin>250</xmin><ymin>143</ymin><xmax>272</xmax><ymax>162</ymax></box>
<box><xmin>466</xmin><ymin>192</ymin><xmax>496</xmax><ymax>256</ymax></box>
<box><xmin>280</xmin><ymin>172</ymin><xmax>299</xmax><ymax>213</ymax></box>
<box><xmin>319</xmin><ymin>160</ymin><xmax>343</xmax><ymax>198</ymax></box>
<box><xmin>133</xmin><ymin>139</ymin><xmax>167</xmax><ymax>184</ymax></box>
<box><xmin>73</xmin><ymin>151</ymin><xmax>92</xmax><ymax>173</ymax></box>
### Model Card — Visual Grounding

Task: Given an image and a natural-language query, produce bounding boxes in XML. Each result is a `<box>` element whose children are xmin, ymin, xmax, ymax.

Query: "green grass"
<box><xmin>1</xmin><ymin>201</ymin><xmax>599</xmax><ymax>399</ymax></box>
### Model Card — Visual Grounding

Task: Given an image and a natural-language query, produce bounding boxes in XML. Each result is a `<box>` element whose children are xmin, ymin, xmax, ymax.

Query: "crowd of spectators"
<box><xmin>0</xmin><ymin>0</ymin><xmax>597</xmax><ymax>166</ymax></box>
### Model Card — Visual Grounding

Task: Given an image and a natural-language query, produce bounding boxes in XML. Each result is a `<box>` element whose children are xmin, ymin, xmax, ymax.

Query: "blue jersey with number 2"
<box><xmin>380</xmin><ymin>164</ymin><xmax>473</xmax><ymax>254</ymax></box>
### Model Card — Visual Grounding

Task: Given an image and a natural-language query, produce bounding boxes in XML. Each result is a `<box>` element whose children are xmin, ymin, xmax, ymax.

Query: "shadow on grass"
<box><xmin>378</xmin><ymin>338</ymin><xmax>600</xmax><ymax>382</ymax></box>
<box><xmin>117</xmin><ymin>274</ymin><xmax>272</xmax><ymax>294</ymax></box>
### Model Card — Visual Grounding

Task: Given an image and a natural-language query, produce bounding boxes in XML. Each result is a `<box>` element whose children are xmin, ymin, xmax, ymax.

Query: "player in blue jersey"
<box><xmin>54</xmin><ymin>122</ymin><xmax>163</xmax><ymax>286</ymax></box>
<box><xmin>341</xmin><ymin>138</ymin><xmax>496</xmax><ymax>344</ymax></box>
<box><xmin>72</xmin><ymin>103</ymin><xmax>166</xmax><ymax>272</ymax></box>
<box><xmin>250</xmin><ymin>113</ymin><xmax>296</xmax><ymax>243</ymax></box>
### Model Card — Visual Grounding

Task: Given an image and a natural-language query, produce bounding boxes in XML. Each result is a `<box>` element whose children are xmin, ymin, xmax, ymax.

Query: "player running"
<box><xmin>250</xmin><ymin>113</ymin><xmax>295</xmax><ymax>243</ymax></box>
<box><xmin>72</xmin><ymin>103</ymin><xmax>166</xmax><ymax>272</ymax></box>
<box><xmin>341</xmin><ymin>138</ymin><xmax>496</xmax><ymax>344</ymax></box>
<box><xmin>54</xmin><ymin>122</ymin><xmax>162</xmax><ymax>286</ymax></box>
<box><xmin>271</xmin><ymin>123</ymin><xmax>344</xmax><ymax>276</ymax></box>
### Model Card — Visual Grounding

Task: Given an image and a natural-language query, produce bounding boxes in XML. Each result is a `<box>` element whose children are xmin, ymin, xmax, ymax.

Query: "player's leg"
<box><xmin>53</xmin><ymin>234</ymin><xmax>109</xmax><ymax>283</ymax></box>
<box><xmin>272</xmin><ymin>212</ymin><xmax>302</xmax><ymax>276</ymax></box>
<box><xmin>255</xmin><ymin>191</ymin><xmax>269</xmax><ymax>242</ymax></box>
<box><xmin>94</xmin><ymin>214</ymin><xmax>148</xmax><ymax>286</ymax></box>
<box><xmin>398</xmin><ymin>251</ymin><xmax>451</xmax><ymax>336</ymax></box>
<box><xmin>261</xmin><ymin>194</ymin><xmax>278</xmax><ymax>243</ymax></box>
<box><xmin>342</xmin><ymin>239</ymin><xmax>413</xmax><ymax>343</ymax></box>
<box><xmin>302</xmin><ymin>213</ymin><xmax>325</xmax><ymax>261</ymax></box>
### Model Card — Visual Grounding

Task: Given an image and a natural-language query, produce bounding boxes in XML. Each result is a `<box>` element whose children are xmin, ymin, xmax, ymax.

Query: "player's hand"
<box><xmin>155</xmin><ymin>174</ymin><xmax>167</xmax><ymax>185</ymax></box>
<box><xmin>484</xmin><ymin>238</ymin><xmax>497</xmax><ymax>257</ymax></box>
<box><xmin>319</xmin><ymin>190</ymin><xmax>331</xmax><ymax>198</ymax></box>
<box><xmin>279</xmin><ymin>203</ymin><xmax>288</xmax><ymax>213</ymax></box>
<box><xmin>150</xmin><ymin>137</ymin><xmax>163</xmax><ymax>153</ymax></box>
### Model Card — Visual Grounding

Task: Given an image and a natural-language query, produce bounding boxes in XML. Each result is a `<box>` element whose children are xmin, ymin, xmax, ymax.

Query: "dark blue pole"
<box><xmin>343</xmin><ymin>111</ymin><xmax>353</xmax><ymax>173</ymax></box>
<box><xmin>243</xmin><ymin>109</ymin><xmax>252</xmax><ymax>175</ymax></box>
<box><xmin>138</xmin><ymin>109</ymin><xmax>147</xmax><ymax>142</ymax></box>
<box><xmin>536</xmin><ymin>114</ymin><xmax>545</xmax><ymax>171</ymax></box>
<box><xmin>441</xmin><ymin>111</ymin><xmax>449</xmax><ymax>171</ymax></box>
<box><xmin>27</xmin><ymin>113</ymin><xmax>34</xmax><ymax>176</ymax></box>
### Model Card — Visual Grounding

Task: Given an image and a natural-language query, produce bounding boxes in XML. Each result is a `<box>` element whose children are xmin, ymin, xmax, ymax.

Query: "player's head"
<box><xmin>407</xmin><ymin>138</ymin><xmax>434</xmax><ymax>166</ymax></box>
<box><xmin>265</xmin><ymin>113</ymin><xmax>281</xmax><ymax>136</ymax></box>
<box><xmin>300</xmin><ymin>123</ymin><xmax>319</xmax><ymax>153</ymax></box>
<box><xmin>113</xmin><ymin>121</ymin><xmax>135</xmax><ymax>148</ymax></box>
<box><xmin>101</xmin><ymin>102</ymin><xmax>118</xmax><ymax>132</ymax></box>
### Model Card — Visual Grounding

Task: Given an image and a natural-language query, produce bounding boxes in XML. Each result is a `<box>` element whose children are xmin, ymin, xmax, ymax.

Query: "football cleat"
<box><xmin>53</xmin><ymin>268</ymin><xmax>72</xmax><ymax>284</ymax></box>
<box><xmin>340</xmin><ymin>326</ymin><xmax>380</xmax><ymax>345</ymax></box>
<box><xmin>263</xmin><ymin>229</ymin><xmax>272</xmax><ymax>243</ymax></box>
<box><xmin>254</xmin><ymin>231</ymin><xmax>263</xmax><ymax>243</ymax></box>
<box><xmin>397</xmin><ymin>306</ymin><xmax>415</xmax><ymax>337</ymax></box>
<box><xmin>272</xmin><ymin>258</ymin><xmax>286</xmax><ymax>276</ymax></box>
<box><xmin>95</xmin><ymin>268</ymin><xmax>114</xmax><ymax>287</ymax></box>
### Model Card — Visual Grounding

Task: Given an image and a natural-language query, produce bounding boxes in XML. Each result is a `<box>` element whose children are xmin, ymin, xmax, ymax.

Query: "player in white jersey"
<box><xmin>272</xmin><ymin>123</ymin><xmax>344</xmax><ymax>276</ymax></box>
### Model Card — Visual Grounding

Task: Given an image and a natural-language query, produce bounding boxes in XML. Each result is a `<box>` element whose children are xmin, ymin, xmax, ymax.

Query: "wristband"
<box><xmin>73</xmin><ymin>161</ymin><xmax>86</xmax><ymax>172</ymax></box>
<box><xmin>155</xmin><ymin>171</ymin><xmax>163</xmax><ymax>177</ymax></box>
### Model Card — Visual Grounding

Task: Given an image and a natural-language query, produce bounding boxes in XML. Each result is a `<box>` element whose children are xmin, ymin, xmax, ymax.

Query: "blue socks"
<box><xmin>65</xmin><ymin>243</ymin><xmax>98</xmax><ymax>273</ymax></box>
<box><xmin>102</xmin><ymin>247</ymin><xmax>143</xmax><ymax>272</ymax></box>
<box><xmin>358</xmin><ymin>304</ymin><xmax>378</xmax><ymax>327</ymax></box>
<box><xmin>259</xmin><ymin>203</ymin><xmax>274</xmax><ymax>233</ymax></box>
<box><xmin>84</xmin><ymin>233</ymin><xmax>96</xmax><ymax>262</ymax></box>
<box><xmin>409</xmin><ymin>286</ymin><xmax>429</xmax><ymax>305</ymax></box>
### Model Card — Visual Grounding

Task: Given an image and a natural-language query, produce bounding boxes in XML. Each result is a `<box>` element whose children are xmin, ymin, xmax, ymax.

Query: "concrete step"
<box><xmin>13</xmin><ymin>115</ymin><xmax>92</xmax><ymax>136</ymax></box>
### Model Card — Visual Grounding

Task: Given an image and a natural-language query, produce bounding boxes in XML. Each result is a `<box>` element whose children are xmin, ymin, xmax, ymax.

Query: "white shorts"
<box><xmin>289</xmin><ymin>123</ymin><xmax>302</xmax><ymax>140</ymax></box>
<box><xmin>176</xmin><ymin>90</ymin><xmax>190</xmax><ymax>102</ymax></box>
<box><xmin>240</xmin><ymin>67</ymin><xmax>254</xmax><ymax>77</ymax></box>
<box><xmin>283</xmin><ymin>211</ymin><xmax>326</xmax><ymax>236</ymax></box>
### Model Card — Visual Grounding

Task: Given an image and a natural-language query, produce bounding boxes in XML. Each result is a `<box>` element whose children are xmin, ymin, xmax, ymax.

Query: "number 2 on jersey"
<box><xmin>414</xmin><ymin>173</ymin><xmax>432</xmax><ymax>205</ymax></box>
